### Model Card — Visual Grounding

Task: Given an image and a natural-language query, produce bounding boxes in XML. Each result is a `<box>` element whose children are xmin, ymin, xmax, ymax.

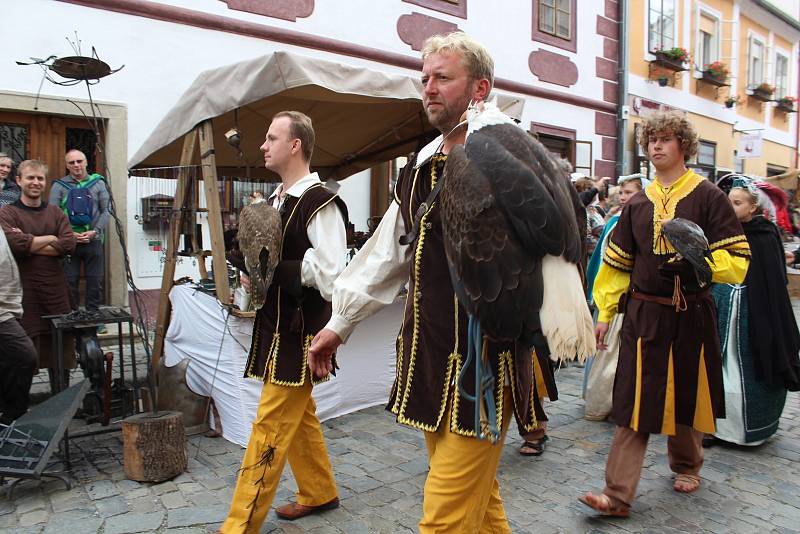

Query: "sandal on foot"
<box><xmin>519</xmin><ymin>435</ymin><xmax>549</xmax><ymax>456</ymax></box>
<box><xmin>673</xmin><ymin>473</ymin><xmax>701</xmax><ymax>493</ymax></box>
<box><xmin>578</xmin><ymin>492</ymin><xmax>630</xmax><ymax>518</ymax></box>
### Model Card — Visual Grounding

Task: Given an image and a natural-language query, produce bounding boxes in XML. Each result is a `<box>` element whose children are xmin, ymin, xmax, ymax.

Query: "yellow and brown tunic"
<box><xmin>386</xmin><ymin>153</ymin><xmax>549</xmax><ymax>438</ymax></box>
<box><xmin>594</xmin><ymin>169</ymin><xmax>750</xmax><ymax>435</ymax></box>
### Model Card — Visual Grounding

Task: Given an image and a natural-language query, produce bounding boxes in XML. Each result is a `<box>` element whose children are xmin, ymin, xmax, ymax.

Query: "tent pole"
<box><xmin>151</xmin><ymin>129</ymin><xmax>198</xmax><ymax>373</ymax></box>
<box><xmin>198</xmin><ymin>120</ymin><xmax>232</xmax><ymax>305</ymax></box>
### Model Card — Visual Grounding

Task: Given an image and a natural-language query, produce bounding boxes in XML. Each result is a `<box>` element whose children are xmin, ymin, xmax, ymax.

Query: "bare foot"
<box><xmin>578</xmin><ymin>492</ymin><xmax>630</xmax><ymax>517</ymax></box>
<box><xmin>673</xmin><ymin>473</ymin><xmax>701</xmax><ymax>493</ymax></box>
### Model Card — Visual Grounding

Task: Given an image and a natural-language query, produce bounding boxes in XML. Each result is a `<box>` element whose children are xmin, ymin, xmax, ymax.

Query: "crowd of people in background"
<box><xmin>0</xmin><ymin>150</ymin><xmax>109</xmax><ymax>424</ymax></box>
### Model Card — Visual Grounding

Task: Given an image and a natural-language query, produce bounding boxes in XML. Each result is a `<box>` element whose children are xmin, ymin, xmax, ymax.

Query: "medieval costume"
<box><xmin>221</xmin><ymin>173</ymin><xmax>347</xmax><ymax>534</ymax></box>
<box><xmin>328</xmin><ymin>138</ymin><xmax>553</xmax><ymax>533</ymax></box>
<box><xmin>592</xmin><ymin>169</ymin><xmax>749</xmax><ymax>507</ymax></box>
<box><xmin>712</xmin><ymin>215</ymin><xmax>800</xmax><ymax>445</ymax></box>
<box><xmin>0</xmin><ymin>200</ymin><xmax>76</xmax><ymax>371</ymax></box>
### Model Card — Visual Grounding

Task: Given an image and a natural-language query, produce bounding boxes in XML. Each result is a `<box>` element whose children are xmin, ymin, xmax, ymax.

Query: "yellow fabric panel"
<box><xmin>532</xmin><ymin>351</ymin><xmax>548</xmax><ymax>400</ymax></box>
<box><xmin>692</xmin><ymin>344</ymin><xmax>716</xmax><ymax>434</ymax></box>
<box><xmin>661</xmin><ymin>346</ymin><xmax>676</xmax><ymax>436</ymax></box>
<box><xmin>593</xmin><ymin>261</ymin><xmax>631</xmax><ymax>323</ymax></box>
<box><xmin>708</xmin><ymin>249</ymin><xmax>749</xmax><ymax>284</ymax></box>
<box><xmin>645</xmin><ymin>170</ymin><xmax>704</xmax><ymax>255</ymax></box>
<box><xmin>631</xmin><ymin>337</ymin><xmax>643</xmax><ymax>432</ymax></box>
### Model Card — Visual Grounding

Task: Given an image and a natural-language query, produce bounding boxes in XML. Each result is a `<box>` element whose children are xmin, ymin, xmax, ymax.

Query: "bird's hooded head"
<box><xmin>464</xmin><ymin>99</ymin><xmax>518</xmax><ymax>137</ymax></box>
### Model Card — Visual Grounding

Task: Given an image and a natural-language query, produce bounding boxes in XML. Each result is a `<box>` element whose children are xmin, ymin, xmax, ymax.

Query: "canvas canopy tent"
<box><xmin>139</xmin><ymin>50</ymin><xmax>525</xmax><ymax>374</ymax></box>
<box><xmin>129</xmin><ymin>50</ymin><xmax>524</xmax><ymax>179</ymax></box>
<box><xmin>765</xmin><ymin>168</ymin><xmax>800</xmax><ymax>189</ymax></box>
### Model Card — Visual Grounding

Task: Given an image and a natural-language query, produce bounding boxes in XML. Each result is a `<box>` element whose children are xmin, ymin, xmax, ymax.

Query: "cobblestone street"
<box><xmin>2</xmin><ymin>361</ymin><xmax>800</xmax><ymax>533</ymax></box>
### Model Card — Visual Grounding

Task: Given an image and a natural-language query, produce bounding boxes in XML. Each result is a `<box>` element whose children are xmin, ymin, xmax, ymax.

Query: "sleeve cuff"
<box><xmin>597</xmin><ymin>310</ymin><xmax>615</xmax><ymax>323</ymax></box>
<box><xmin>326</xmin><ymin>313</ymin><xmax>355</xmax><ymax>343</ymax></box>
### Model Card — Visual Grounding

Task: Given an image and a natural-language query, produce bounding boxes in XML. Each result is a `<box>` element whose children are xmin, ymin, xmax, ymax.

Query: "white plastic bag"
<box><xmin>584</xmin><ymin>312</ymin><xmax>624</xmax><ymax>421</ymax></box>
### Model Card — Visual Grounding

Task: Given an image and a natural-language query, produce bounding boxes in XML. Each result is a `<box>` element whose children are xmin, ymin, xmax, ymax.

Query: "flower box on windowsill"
<box><xmin>750</xmin><ymin>88</ymin><xmax>773</xmax><ymax>102</ymax></box>
<box><xmin>699</xmin><ymin>70</ymin><xmax>728</xmax><ymax>87</ymax></box>
<box><xmin>776</xmin><ymin>102</ymin><xmax>796</xmax><ymax>113</ymax></box>
<box><xmin>651</xmin><ymin>52</ymin><xmax>686</xmax><ymax>72</ymax></box>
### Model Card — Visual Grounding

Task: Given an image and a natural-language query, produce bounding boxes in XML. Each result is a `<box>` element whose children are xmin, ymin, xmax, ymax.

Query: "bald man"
<box><xmin>49</xmin><ymin>149</ymin><xmax>110</xmax><ymax>312</ymax></box>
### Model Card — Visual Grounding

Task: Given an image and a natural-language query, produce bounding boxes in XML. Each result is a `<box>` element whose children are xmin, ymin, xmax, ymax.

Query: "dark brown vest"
<box><xmin>245</xmin><ymin>183</ymin><xmax>347</xmax><ymax>386</ymax></box>
<box><xmin>386</xmin><ymin>154</ymin><xmax>542</xmax><ymax>437</ymax></box>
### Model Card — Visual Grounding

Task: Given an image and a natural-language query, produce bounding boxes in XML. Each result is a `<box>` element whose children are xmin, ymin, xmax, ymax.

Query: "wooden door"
<box><xmin>0</xmin><ymin>111</ymin><xmax>104</xmax><ymax>196</ymax></box>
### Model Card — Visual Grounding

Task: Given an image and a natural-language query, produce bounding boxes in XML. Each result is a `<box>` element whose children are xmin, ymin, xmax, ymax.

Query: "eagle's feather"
<box><xmin>237</xmin><ymin>202</ymin><xmax>282</xmax><ymax>310</ymax></box>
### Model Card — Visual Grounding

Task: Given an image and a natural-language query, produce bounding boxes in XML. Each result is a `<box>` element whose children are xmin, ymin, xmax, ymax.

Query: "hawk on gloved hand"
<box><xmin>237</xmin><ymin>200</ymin><xmax>282</xmax><ymax>310</ymax></box>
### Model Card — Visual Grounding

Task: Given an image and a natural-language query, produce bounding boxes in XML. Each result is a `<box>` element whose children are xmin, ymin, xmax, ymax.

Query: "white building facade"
<box><xmin>1</xmin><ymin>0</ymin><xmax>621</xmax><ymax>298</ymax></box>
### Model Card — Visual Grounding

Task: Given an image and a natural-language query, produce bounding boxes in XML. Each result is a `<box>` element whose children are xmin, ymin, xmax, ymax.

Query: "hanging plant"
<box><xmin>777</xmin><ymin>95</ymin><xmax>797</xmax><ymax>112</ymax></box>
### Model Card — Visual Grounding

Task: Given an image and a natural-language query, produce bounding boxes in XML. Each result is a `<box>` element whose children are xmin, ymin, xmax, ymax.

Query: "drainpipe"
<box><xmin>796</xmin><ymin>49</ymin><xmax>800</xmax><ymax>169</ymax></box>
<box><xmin>616</xmin><ymin>0</ymin><xmax>629</xmax><ymax>178</ymax></box>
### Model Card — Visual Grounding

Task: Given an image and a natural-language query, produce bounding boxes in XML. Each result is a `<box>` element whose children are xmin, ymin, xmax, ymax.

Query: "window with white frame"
<box><xmin>775</xmin><ymin>52</ymin><xmax>790</xmax><ymax>99</ymax></box>
<box><xmin>697</xmin><ymin>12</ymin><xmax>719</xmax><ymax>68</ymax></box>
<box><xmin>748</xmin><ymin>36</ymin><xmax>765</xmax><ymax>87</ymax></box>
<box><xmin>649</xmin><ymin>0</ymin><xmax>676</xmax><ymax>52</ymax></box>
<box><xmin>539</xmin><ymin>0</ymin><xmax>572</xmax><ymax>39</ymax></box>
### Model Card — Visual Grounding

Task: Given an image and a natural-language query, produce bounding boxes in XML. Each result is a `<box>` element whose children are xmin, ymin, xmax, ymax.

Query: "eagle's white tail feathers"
<box><xmin>540</xmin><ymin>255</ymin><xmax>596</xmax><ymax>363</ymax></box>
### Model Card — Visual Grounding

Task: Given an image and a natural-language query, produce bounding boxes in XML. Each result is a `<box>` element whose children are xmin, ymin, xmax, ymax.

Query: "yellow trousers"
<box><xmin>419</xmin><ymin>388</ymin><xmax>514</xmax><ymax>534</ymax></box>
<box><xmin>220</xmin><ymin>378</ymin><xmax>338</xmax><ymax>534</ymax></box>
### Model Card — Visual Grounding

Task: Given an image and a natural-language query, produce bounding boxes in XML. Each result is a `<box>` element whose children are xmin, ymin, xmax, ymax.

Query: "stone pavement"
<box><xmin>1</xmin><ymin>361</ymin><xmax>799</xmax><ymax>534</ymax></box>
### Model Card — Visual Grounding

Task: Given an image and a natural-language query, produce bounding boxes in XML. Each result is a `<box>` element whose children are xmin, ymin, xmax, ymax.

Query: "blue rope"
<box><xmin>457</xmin><ymin>315</ymin><xmax>500</xmax><ymax>441</ymax></box>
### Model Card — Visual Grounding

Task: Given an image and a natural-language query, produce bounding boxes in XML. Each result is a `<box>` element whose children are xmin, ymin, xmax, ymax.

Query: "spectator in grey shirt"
<box><xmin>48</xmin><ymin>149</ymin><xmax>110</xmax><ymax>311</ymax></box>
<box><xmin>0</xmin><ymin>227</ymin><xmax>38</xmax><ymax>424</ymax></box>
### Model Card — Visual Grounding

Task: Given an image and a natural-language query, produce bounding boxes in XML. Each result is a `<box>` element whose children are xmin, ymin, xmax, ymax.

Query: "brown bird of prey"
<box><xmin>439</xmin><ymin>101</ymin><xmax>595</xmax><ymax>439</ymax></box>
<box><xmin>237</xmin><ymin>199</ymin><xmax>282</xmax><ymax>310</ymax></box>
<box><xmin>441</xmin><ymin>101</ymin><xmax>594</xmax><ymax>360</ymax></box>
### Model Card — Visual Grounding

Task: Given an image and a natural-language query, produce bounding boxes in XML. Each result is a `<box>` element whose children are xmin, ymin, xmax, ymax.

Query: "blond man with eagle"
<box><xmin>309</xmin><ymin>33</ymin><xmax>593</xmax><ymax>533</ymax></box>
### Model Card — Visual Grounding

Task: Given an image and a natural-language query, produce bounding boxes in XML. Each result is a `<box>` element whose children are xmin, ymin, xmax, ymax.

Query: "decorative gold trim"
<box><xmin>607</xmin><ymin>239</ymin><xmax>633</xmax><ymax>260</ymax></box>
<box><xmin>407</xmin><ymin>166</ymin><xmax>422</xmax><ymax>225</ymax></box>
<box><xmin>709</xmin><ymin>234</ymin><xmax>748</xmax><ymax>251</ymax></box>
<box><xmin>645</xmin><ymin>170</ymin><xmax>704</xmax><ymax>255</ymax></box>
<box><xmin>604</xmin><ymin>242</ymin><xmax>634</xmax><ymax>269</ymax></box>
<box><xmin>397</xmin><ymin>156</ymin><xmax>444</xmax><ymax>422</ymax></box>
<box><xmin>602</xmin><ymin>256</ymin><xmax>634</xmax><ymax>273</ymax></box>
<box><xmin>305</xmin><ymin>193</ymin><xmax>340</xmax><ymax>228</ymax></box>
<box><xmin>395</xmin><ymin>351</ymin><xmax>457</xmax><ymax>432</ymax></box>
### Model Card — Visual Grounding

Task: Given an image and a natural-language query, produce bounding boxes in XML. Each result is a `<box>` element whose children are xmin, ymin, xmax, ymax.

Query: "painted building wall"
<box><xmin>625</xmin><ymin>0</ymin><xmax>799</xmax><ymax>179</ymax></box>
<box><xmin>2</xmin><ymin>0</ymin><xmax>617</xmax><ymax>291</ymax></box>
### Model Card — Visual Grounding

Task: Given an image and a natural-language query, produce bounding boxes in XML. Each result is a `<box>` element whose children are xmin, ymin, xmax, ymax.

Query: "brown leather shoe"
<box><xmin>275</xmin><ymin>497</ymin><xmax>340</xmax><ymax>520</ymax></box>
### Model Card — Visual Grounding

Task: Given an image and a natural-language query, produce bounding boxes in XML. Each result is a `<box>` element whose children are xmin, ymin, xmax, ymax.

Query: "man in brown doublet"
<box><xmin>0</xmin><ymin>159</ymin><xmax>76</xmax><ymax>391</ymax></box>
<box><xmin>220</xmin><ymin>112</ymin><xmax>347</xmax><ymax>533</ymax></box>
<box><xmin>308</xmin><ymin>34</ymin><xmax>553</xmax><ymax>533</ymax></box>
<box><xmin>582</xmin><ymin>112</ymin><xmax>750</xmax><ymax>516</ymax></box>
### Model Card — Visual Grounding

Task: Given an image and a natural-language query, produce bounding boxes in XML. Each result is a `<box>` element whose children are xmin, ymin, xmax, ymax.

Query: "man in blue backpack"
<box><xmin>49</xmin><ymin>149</ymin><xmax>110</xmax><ymax>312</ymax></box>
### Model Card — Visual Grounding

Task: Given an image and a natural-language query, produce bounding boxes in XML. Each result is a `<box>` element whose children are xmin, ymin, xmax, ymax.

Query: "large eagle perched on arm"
<box><xmin>440</xmin><ymin>101</ymin><xmax>595</xmax><ymax>438</ymax></box>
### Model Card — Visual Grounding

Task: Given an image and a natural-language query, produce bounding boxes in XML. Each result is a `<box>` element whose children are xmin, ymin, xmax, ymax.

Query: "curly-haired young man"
<box><xmin>580</xmin><ymin>112</ymin><xmax>751</xmax><ymax>516</ymax></box>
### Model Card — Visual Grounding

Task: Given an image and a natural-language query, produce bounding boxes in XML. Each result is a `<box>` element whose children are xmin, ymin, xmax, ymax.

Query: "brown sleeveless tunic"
<box><xmin>245</xmin><ymin>184</ymin><xmax>347</xmax><ymax>386</ymax></box>
<box><xmin>386</xmin><ymin>154</ymin><xmax>546</xmax><ymax>437</ymax></box>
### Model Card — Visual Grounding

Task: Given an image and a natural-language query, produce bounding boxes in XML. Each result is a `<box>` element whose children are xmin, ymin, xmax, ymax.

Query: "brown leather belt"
<box><xmin>630</xmin><ymin>289</ymin><xmax>709</xmax><ymax>309</ymax></box>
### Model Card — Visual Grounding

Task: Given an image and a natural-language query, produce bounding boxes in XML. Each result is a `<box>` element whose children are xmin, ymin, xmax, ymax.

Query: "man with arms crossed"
<box><xmin>0</xmin><ymin>160</ymin><xmax>76</xmax><ymax>392</ymax></box>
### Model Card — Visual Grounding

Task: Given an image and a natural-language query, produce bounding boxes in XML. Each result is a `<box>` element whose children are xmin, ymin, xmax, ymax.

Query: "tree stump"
<box><xmin>122</xmin><ymin>411</ymin><xmax>187</xmax><ymax>482</ymax></box>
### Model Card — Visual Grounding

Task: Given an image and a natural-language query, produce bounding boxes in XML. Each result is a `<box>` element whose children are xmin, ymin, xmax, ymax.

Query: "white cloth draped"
<box><xmin>164</xmin><ymin>284</ymin><xmax>400</xmax><ymax>447</ymax></box>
